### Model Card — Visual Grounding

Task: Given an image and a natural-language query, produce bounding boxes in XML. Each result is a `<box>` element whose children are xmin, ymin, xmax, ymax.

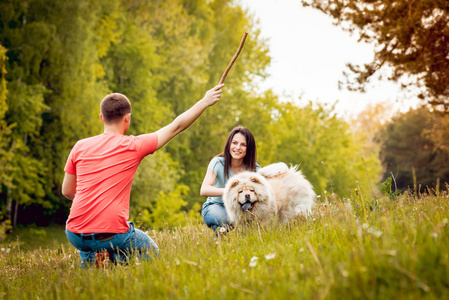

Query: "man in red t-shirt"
<box><xmin>62</xmin><ymin>84</ymin><xmax>224</xmax><ymax>267</ymax></box>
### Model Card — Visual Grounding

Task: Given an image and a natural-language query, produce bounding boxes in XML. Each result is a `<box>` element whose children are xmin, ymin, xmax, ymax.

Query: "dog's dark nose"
<box><xmin>245</xmin><ymin>194</ymin><xmax>250</xmax><ymax>200</ymax></box>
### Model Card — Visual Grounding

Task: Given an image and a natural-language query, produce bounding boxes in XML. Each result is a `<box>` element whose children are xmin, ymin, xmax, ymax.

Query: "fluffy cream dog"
<box><xmin>223</xmin><ymin>163</ymin><xmax>315</xmax><ymax>225</ymax></box>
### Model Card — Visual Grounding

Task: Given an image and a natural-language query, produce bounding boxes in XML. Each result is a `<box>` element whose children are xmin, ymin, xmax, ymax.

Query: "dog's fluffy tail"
<box><xmin>259</xmin><ymin>162</ymin><xmax>300</xmax><ymax>178</ymax></box>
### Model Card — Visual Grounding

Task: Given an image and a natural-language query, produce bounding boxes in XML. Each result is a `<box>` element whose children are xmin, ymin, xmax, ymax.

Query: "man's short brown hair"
<box><xmin>100</xmin><ymin>93</ymin><xmax>131</xmax><ymax>124</ymax></box>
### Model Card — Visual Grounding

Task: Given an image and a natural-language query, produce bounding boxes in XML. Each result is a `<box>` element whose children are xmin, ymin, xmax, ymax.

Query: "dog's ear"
<box><xmin>250</xmin><ymin>176</ymin><xmax>261</xmax><ymax>184</ymax></box>
<box><xmin>230</xmin><ymin>180</ymin><xmax>239</xmax><ymax>188</ymax></box>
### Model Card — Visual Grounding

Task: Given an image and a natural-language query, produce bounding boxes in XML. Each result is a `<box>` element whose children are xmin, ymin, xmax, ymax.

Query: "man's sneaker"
<box><xmin>95</xmin><ymin>252</ymin><xmax>110</xmax><ymax>268</ymax></box>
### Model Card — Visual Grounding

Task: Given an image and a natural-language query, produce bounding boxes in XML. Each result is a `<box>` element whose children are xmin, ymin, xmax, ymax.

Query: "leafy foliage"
<box><xmin>377</xmin><ymin>106</ymin><xmax>449</xmax><ymax>193</ymax></box>
<box><xmin>259</xmin><ymin>100</ymin><xmax>382</xmax><ymax>196</ymax></box>
<box><xmin>149</xmin><ymin>185</ymin><xmax>190</xmax><ymax>230</ymax></box>
<box><xmin>0</xmin><ymin>43</ymin><xmax>13</xmax><ymax>235</ymax></box>
<box><xmin>301</xmin><ymin>0</ymin><xmax>449</xmax><ymax>112</ymax></box>
<box><xmin>0</xmin><ymin>43</ymin><xmax>11</xmax><ymax>191</ymax></box>
<box><xmin>423</xmin><ymin>111</ymin><xmax>449</xmax><ymax>153</ymax></box>
<box><xmin>379</xmin><ymin>176</ymin><xmax>401</xmax><ymax>201</ymax></box>
<box><xmin>0</xmin><ymin>0</ymin><xmax>383</xmax><ymax>228</ymax></box>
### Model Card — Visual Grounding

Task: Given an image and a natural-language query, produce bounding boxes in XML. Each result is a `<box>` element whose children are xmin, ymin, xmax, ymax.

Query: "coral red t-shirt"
<box><xmin>64</xmin><ymin>132</ymin><xmax>158</xmax><ymax>233</ymax></box>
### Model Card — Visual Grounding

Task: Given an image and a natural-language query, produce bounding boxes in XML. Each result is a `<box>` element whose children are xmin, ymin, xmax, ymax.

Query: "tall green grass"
<box><xmin>1</xmin><ymin>191</ymin><xmax>448</xmax><ymax>299</ymax></box>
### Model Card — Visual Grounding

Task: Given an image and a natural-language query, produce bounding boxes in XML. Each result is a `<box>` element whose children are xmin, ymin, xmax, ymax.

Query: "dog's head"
<box><xmin>223</xmin><ymin>171</ymin><xmax>276</xmax><ymax>224</ymax></box>
<box><xmin>227</xmin><ymin>174</ymin><xmax>264</xmax><ymax>212</ymax></box>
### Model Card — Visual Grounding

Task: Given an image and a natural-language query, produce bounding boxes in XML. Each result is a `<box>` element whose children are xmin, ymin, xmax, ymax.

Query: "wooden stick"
<box><xmin>218</xmin><ymin>32</ymin><xmax>248</xmax><ymax>84</ymax></box>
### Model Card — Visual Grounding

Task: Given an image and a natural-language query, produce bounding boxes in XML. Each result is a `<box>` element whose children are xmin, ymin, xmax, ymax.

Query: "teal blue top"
<box><xmin>202</xmin><ymin>156</ymin><xmax>261</xmax><ymax>209</ymax></box>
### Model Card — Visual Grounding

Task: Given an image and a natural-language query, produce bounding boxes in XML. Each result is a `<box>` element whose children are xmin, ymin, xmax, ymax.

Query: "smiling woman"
<box><xmin>200</xmin><ymin>126</ymin><xmax>261</xmax><ymax>232</ymax></box>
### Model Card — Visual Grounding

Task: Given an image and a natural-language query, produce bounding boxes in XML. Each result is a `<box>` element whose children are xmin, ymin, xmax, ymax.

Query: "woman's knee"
<box><xmin>202</xmin><ymin>205</ymin><xmax>230</xmax><ymax>227</ymax></box>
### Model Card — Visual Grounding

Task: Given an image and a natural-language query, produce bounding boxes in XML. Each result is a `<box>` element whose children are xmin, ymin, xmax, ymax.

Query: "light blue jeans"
<box><xmin>66</xmin><ymin>221</ymin><xmax>158</xmax><ymax>267</ymax></box>
<box><xmin>202</xmin><ymin>203</ymin><xmax>232</xmax><ymax>231</ymax></box>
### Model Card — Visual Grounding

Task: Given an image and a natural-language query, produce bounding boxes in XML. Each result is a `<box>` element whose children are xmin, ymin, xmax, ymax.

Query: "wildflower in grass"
<box><xmin>383</xmin><ymin>250</ymin><xmax>396</xmax><ymax>256</ymax></box>
<box><xmin>265</xmin><ymin>253</ymin><xmax>276</xmax><ymax>260</ymax></box>
<box><xmin>249</xmin><ymin>256</ymin><xmax>258</xmax><ymax>267</ymax></box>
<box><xmin>367</xmin><ymin>227</ymin><xmax>382</xmax><ymax>237</ymax></box>
<box><xmin>219</xmin><ymin>227</ymin><xmax>226</xmax><ymax>233</ymax></box>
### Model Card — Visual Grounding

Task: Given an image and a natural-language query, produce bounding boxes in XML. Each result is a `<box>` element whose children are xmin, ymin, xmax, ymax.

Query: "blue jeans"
<box><xmin>202</xmin><ymin>203</ymin><xmax>231</xmax><ymax>231</ymax></box>
<box><xmin>66</xmin><ymin>221</ymin><xmax>158</xmax><ymax>267</ymax></box>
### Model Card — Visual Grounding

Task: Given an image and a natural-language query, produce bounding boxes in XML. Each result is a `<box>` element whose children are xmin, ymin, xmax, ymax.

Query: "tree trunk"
<box><xmin>13</xmin><ymin>200</ymin><xmax>18</xmax><ymax>227</ymax></box>
<box><xmin>6</xmin><ymin>187</ymin><xmax>12</xmax><ymax>227</ymax></box>
<box><xmin>6</xmin><ymin>187</ymin><xmax>19</xmax><ymax>227</ymax></box>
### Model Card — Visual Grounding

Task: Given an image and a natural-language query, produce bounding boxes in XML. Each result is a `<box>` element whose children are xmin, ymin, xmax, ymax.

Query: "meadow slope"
<box><xmin>1</xmin><ymin>192</ymin><xmax>448</xmax><ymax>299</ymax></box>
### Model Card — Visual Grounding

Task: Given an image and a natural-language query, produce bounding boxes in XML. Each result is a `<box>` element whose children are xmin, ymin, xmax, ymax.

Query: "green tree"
<box><xmin>301</xmin><ymin>0</ymin><xmax>449</xmax><ymax>112</ymax></box>
<box><xmin>350</xmin><ymin>102</ymin><xmax>396</xmax><ymax>186</ymax></box>
<box><xmin>0</xmin><ymin>0</ymin><xmax>118</xmax><ymax>225</ymax></box>
<box><xmin>0</xmin><ymin>0</ymin><xmax>50</xmax><ymax>225</ymax></box>
<box><xmin>0</xmin><ymin>43</ymin><xmax>13</xmax><ymax>235</ymax></box>
<box><xmin>148</xmin><ymin>185</ymin><xmax>190</xmax><ymax>230</ymax></box>
<box><xmin>260</xmin><ymin>100</ymin><xmax>382</xmax><ymax>197</ymax></box>
<box><xmin>105</xmin><ymin>0</ymin><xmax>272</xmax><ymax>224</ymax></box>
<box><xmin>0</xmin><ymin>43</ymin><xmax>10</xmax><ymax>194</ymax></box>
<box><xmin>378</xmin><ymin>106</ymin><xmax>449</xmax><ymax>192</ymax></box>
<box><xmin>1</xmin><ymin>0</ymin><xmax>273</xmax><ymax>227</ymax></box>
<box><xmin>98</xmin><ymin>0</ymin><xmax>184</xmax><ymax>220</ymax></box>
<box><xmin>170</xmin><ymin>0</ymin><xmax>271</xmax><ymax>207</ymax></box>
<box><xmin>1</xmin><ymin>0</ymin><xmax>384</xmax><ymax>229</ymax></box>
<box><xmin>423</xmin><ymin>112</ymin><xmax>449</xmax><ymax>154</ymax></box>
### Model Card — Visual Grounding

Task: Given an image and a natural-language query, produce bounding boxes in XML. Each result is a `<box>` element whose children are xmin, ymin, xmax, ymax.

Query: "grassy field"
<box><xmin>1</xmin><ymin>191</ymin><xmax>448</xmax><ymax>300</ymax></box>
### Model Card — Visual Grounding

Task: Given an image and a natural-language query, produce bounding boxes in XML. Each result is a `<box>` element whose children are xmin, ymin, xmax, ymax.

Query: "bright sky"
<box><xmin>239</xmin><ymin>0</ymin><xmax>421</xmax><ymax>118</ymax></box>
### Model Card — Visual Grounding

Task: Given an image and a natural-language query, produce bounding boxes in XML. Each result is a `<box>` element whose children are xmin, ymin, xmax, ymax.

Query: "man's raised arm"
<box><xmin>155</xmin><ymin>84</ymin><xmax>224</xmax><ymax>150</ymax></box>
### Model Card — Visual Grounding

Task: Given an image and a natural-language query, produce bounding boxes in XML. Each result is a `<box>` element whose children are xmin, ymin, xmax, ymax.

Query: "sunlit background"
<box><xmin>240</xmin><ymin>0</ymin><xmax>421</xmax><ymax>117</ymax></box>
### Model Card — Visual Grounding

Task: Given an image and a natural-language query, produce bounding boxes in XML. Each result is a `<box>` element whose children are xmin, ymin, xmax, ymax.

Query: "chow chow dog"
<box><xmin>223</xmin><ymin>163</ymin><xmax>315</xmax><ymax>225</ymax></box>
